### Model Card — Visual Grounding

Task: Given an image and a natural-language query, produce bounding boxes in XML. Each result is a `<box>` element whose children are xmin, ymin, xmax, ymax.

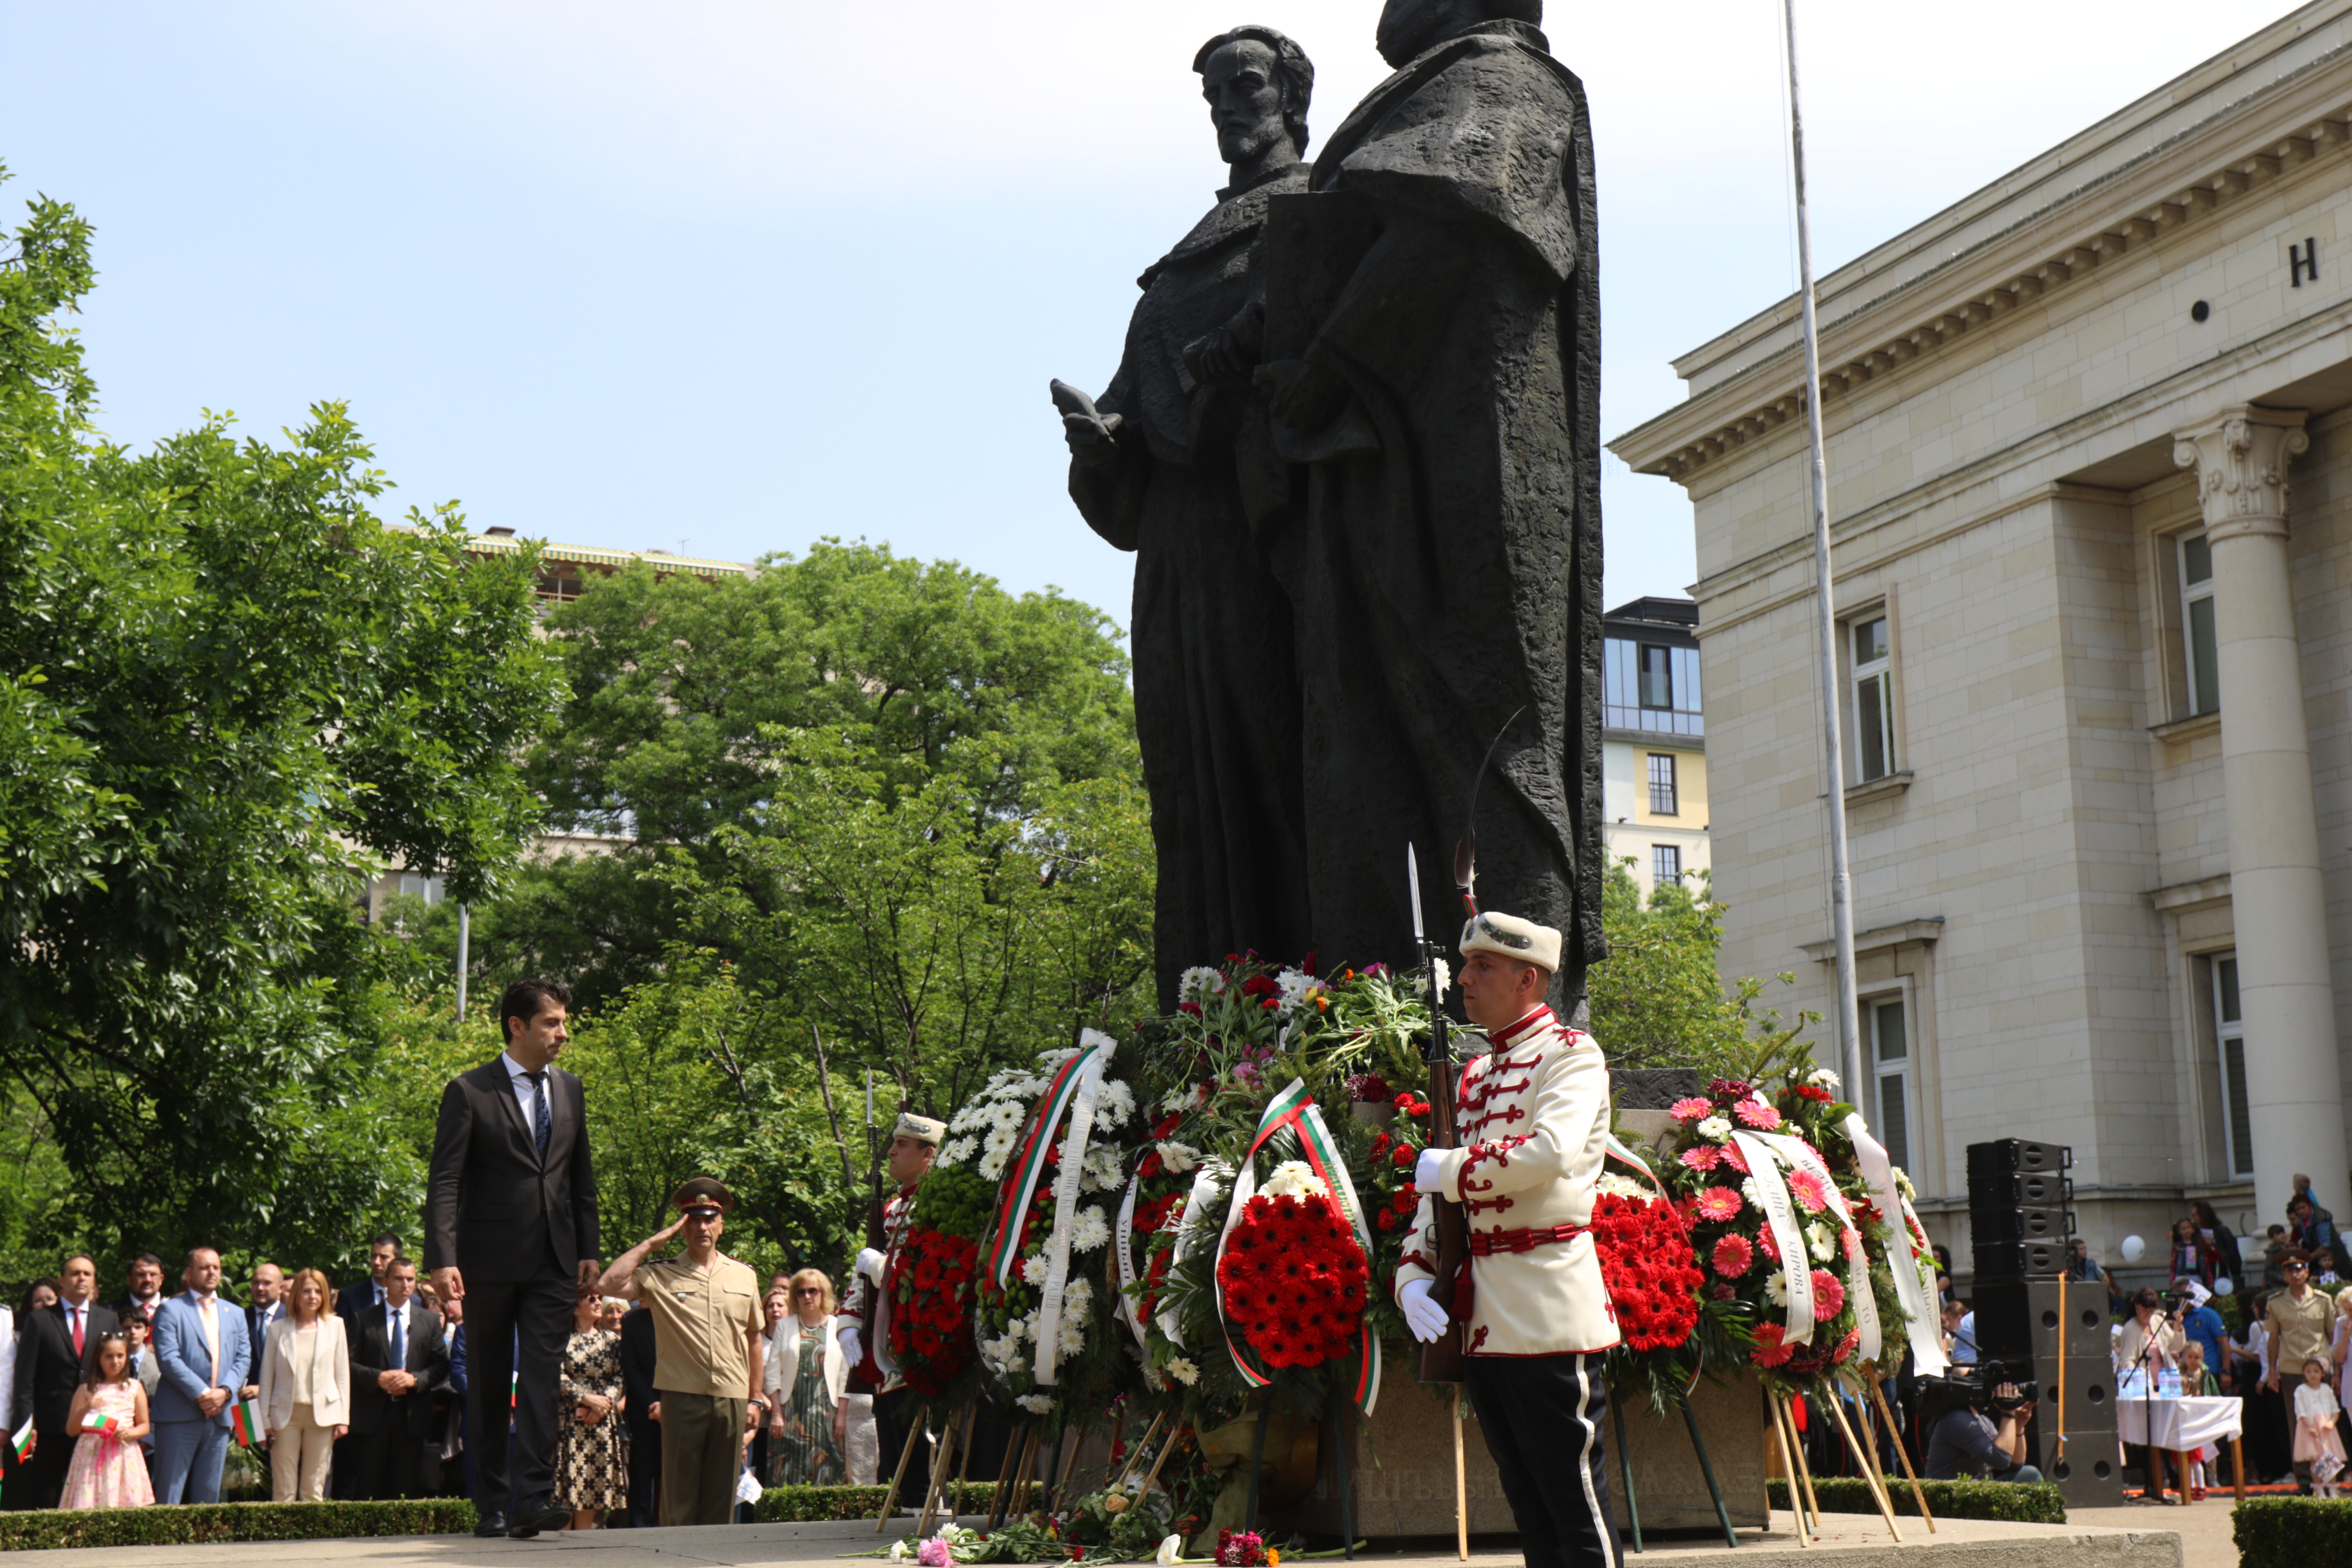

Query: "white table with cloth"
<box><xmin>2115</xmin><ymin>1393</ymin><xmax>2246</xmax><ymax>1502</ymax></box>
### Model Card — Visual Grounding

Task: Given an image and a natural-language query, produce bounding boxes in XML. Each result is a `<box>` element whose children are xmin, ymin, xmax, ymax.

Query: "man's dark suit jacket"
<box><xmin>426</xmin><ymin>1057</ymin><xmax>598</xmax><ymax>1283</ymax></box>
<box><xmin>619</xmin><ymin>1304</ymin><xmax>658</xmax><ymax>1431</ymax></box>
<box><xmin>337</xmin><ymin>1279</ymin><xmax>383</xmax><ymax>1325</ymax></box>
<box><xmin>12</xmin><ymin>1302</ymin><xmax>120</xmax><ymax>1433</ymax></box>
<box><xmin>349</xmin><ymin>1302</ymin><xmax>450</xmax><ymax>1439</ymax></box>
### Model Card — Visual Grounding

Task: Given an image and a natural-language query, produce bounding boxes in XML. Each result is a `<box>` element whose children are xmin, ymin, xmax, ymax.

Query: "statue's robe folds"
<box><xmin>1262</xmin><ymin>20</ymin><xmax>1605</xmax><ymax>997</ymax></box>
<box><xmin>1069</xmin><ymin>165</ymin><xmax>1315</xmax><ymax>1009</ymax></box>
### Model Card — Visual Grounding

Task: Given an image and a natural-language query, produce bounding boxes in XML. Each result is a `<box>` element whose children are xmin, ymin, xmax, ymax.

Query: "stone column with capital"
<box><xmin>2173</xmin><ymin>405</ymin><xmax>2347</xmax><ymax>1217</ymax></box>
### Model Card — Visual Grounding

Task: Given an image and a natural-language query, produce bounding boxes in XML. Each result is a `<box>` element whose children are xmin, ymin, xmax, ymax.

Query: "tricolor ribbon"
<box><xmin>1843</xmin><ymin>1113</ymin><xmax>1947</xmax><ymax>1376</ymax></box>
<box><xmin>1729</xmin><ymin>1130</ymin><xmax>1814</xmax><ymax>1343</ymax></box>
<box><xmin>1749</xmin><ymin>1130</ymin><xmax>1882</xmax><ymax>1365</ymax></box>
<box><xmin>1028</xmin><ymin>1032</ymin><xmax>1112</xmax><ymax>1386</ymax></box>
<box><xmin>1211</xmin><ymin>1078</ymin><xmax>1384</xmax><ymax>1415</ymax></box>
<box><xmin>983</xmin><ymin>1038</ymin><xmax>1112</xmax><ymax>1290</ymax></box>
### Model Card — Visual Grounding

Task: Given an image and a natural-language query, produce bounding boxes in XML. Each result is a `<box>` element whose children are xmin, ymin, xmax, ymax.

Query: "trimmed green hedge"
<box><xmin>1767</xmin><ymin>1475</ymin><xmax>2065</xmax><ymax>1525</ymax></box>
<box><xmin>2235</xmin><ymin>1497</ymin><xmax>2352</xmax><ymax>1568</ymax></box>
<box><xmin>0</xmin><ymin>1499</ymin><xmax>476</xmax><ymax>1551</ymax></box>
<box><xmin>756</xmin><ymin>1481</ymin><xmax>1000</xmax><ymax>1523</ymax></box>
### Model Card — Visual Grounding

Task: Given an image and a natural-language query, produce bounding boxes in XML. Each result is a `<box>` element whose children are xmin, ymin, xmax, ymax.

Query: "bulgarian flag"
<box><xmin>230</xmin><ymin>1397</ymin><xmax>265</xmax><ymax>1448</ymax></box>
<box><xmin>80</xmin><ymin>1411</ymin><xmax>124</xmax><ymax>1439</ymax></box>
<box><xmin>10</xmin><ymin>1417</ymin><xmax>34</xmax><ymax>1462</ymax></box>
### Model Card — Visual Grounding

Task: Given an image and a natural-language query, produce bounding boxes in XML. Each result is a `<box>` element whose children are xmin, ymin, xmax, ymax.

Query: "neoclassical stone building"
<box><xmin>1612</xmin><ymin>2</ymin><xmax>2352</xmax><ymax>1272</ymax></box>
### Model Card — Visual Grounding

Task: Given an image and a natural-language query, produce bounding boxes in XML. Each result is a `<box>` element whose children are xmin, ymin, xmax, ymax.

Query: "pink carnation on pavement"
<box><xmin>1733</xmin><ymin>1098</ymin><xmax>1782</xmax><ymax>1130</ymax></box>
<box><xmin>1678</xmin><ymin>1145</ymin><xmax>1721</xmax><ymax>1172</ymax></box>
<box><xmin>1711</xmin><ymin>1234</ymin><xmax>1755</xmax><ymax>1277</ymax></box>
<box><xmin>1810</xmin><ymin>1268</ymin><xmax>1845</xmax><ymax>1322</ymax></box>
<box><xmin>1693</xmin><ymin>1186</ymin><xmax>1743</xmax><ymax>1223</ymax></box>
<box><xmin>1785</xmin><ymin>1168</ymin><xmax>1830</xmax><ymax>1213</ymax></box>
<box><xmin>1668</xmin><ymin>1096</ymin><xmax>1715</xmax><ymax>1122</ymax></box>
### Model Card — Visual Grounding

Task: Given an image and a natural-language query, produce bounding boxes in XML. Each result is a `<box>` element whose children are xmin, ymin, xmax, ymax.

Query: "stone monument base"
<box><xmin>1267</xmin><ymin>1358</ymin><xmax>1769</xmax><ymax>1541</ymax></box>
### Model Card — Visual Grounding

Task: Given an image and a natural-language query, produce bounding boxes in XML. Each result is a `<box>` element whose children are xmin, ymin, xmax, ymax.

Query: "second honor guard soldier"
<box><xmin>836</xmin><ymin>1112</ymin><xmax>944</xmax><ymax>1502</ymax></box>
<box><xmin>1396</xmin><ymin>911</ymin><xmax>1622</xmax><ymax>1568</ymax></box>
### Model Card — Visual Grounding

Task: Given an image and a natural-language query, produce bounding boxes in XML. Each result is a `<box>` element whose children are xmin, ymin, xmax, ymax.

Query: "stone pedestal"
<box><xmin>1266</xmin><ymin>1359</ymin><xmax>1769</xmax><ymax>1541</ymax></box>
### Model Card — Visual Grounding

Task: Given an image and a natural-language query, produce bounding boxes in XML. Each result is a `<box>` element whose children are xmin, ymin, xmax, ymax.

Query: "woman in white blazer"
<box><xmin>763</xmin><ymin>1270</ymin><xmax>848</xmax><ymax>1486</ymax></box>
<box><xmin>257</xmin><ymin>1268</ymin><xmax>351</xmax><ymax>1501</ymax></box>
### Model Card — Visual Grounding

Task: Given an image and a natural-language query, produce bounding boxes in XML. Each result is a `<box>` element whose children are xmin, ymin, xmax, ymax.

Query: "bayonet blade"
<box><xmin>1407</xmin><ymin>844</ymin><xmax>1427</xmax><ymax>947</ymax></box>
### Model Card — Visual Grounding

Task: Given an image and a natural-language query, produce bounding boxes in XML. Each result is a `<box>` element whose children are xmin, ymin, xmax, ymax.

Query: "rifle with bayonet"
<box><xmin>848</xmin><ymin>1066</ymin><xmax>886</xmax><ymax>1394</ymax></box>
<box><xmin>1410</xmin><ymin>844</ymin><xmax>1469</xmax><ymax>1384</ymax></box>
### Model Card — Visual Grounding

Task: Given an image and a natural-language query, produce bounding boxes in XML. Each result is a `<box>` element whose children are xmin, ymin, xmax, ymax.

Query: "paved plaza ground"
<box><xmin>0</xmin><ymin>1507</ymin><xmax>2206</xmax><ymax>1568</ymax></box>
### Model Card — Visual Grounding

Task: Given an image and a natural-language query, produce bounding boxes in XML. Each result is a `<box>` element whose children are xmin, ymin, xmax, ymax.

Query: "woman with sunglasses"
<box><xmin>762</xmin><ymin>1271</ymin><xmax>847</xmax><ymax>1487</ymax></box>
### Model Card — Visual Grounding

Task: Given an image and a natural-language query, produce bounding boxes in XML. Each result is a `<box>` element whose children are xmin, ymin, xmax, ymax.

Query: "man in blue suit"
<box><xmin>150</xmin><ymin>1247</ymin><xmax>251</xmax><ymax>1505</ymax></box>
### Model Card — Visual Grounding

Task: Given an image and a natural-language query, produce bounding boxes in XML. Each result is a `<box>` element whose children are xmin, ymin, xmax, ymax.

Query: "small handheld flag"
<box><xmin>9</xmin><ymin>1418</ymin><xmax>33</xmax><ymax>1462</ymax></box>
<box><xmin>79</xmin><ymin>1411</ymin><xmax>123</xmax><ymax>1438</ymax></box>
<box><xmin>230</xmin><ymin>1396</ymin><xmax>265</xmax><ymax>1448</ymax></box>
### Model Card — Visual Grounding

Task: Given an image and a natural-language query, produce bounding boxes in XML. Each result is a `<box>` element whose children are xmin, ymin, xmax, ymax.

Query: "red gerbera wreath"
<box><xmin>1589</xmin><ymin>1191</ymin><xmax>1703</xmax><ymax>1352</ymax></box>
<box><xmin>1216</xmin><ymin>1191</ymin><xmax>1369</xmax><ymax>1369</ymax></box>
<box><xmin>888</xmin><ymin>1227</ymin><xmax>979</xmax><ymax>1396</ymax></box>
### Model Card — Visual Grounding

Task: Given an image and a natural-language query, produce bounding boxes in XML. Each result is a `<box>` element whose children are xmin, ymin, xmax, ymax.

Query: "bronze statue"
<box><xmin>1259</xmin><ymin>0</ymin><xmax>1605</xmax><ymax>1002</ymax></box>
<box><xmin>1054</xmin><ymin>27</ymin><xmax>1317</xmax><ymax>1008</ymax></box>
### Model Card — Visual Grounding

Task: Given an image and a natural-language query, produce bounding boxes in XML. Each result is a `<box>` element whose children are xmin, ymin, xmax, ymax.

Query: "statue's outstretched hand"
<box><xmin>1051</xmin><ymin>379</ymin><xmax>1124</xmax><ymax>469</ymax></box>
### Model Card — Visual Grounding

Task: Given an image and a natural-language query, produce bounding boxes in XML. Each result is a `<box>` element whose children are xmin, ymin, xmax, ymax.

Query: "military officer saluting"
<box><xmin>1396</xmin><ymin>910</ymin><xmax>1621</xmax><ymax>1568</ymax></box>
<box><xmin>836</xmin><ymin>1112</ymin><xmax>944</xmax><ymax>1502</ymax></box>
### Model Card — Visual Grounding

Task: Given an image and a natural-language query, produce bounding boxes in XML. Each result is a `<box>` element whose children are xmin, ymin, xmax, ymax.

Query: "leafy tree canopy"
<box><xmin>0</xmin><ymin>165</ymin><xmax>563</xmax><ymax>1262</ymax></box>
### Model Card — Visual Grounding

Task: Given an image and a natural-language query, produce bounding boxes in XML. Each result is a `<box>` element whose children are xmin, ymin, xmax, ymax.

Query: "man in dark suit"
<box><xmin>11</xmin><ymin>1255</ymin><xmax>117</xmax><ymax>1508</ymax></box>
<box><xmin>105</xmin><ymin>1253</ymin><xmax>167</xmax><ymax>1324</ymax></box>
<box><xmin>347</xmin><ymin>1257</ymin><xmax>450</xmax><ymax>1499</ymax></box>
<box><xmin>428</xmin><ymin>977</ymin><xmax>599</xmax><ymax>1539</ymax></box>
<box><xmin>618</xmin><ymin>1300</ymin><xmax>661</xmax><ymax>1527</ymax></box>
<box><xmin>338</xmin><ymin>1234</ymin><xmax>403</xmax><ymax>1324</ymax></box>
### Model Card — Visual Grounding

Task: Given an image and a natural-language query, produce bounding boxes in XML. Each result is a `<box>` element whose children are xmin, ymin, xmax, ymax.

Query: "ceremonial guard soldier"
<box><xmin>837</xmin><ymin>1112</ymin><xmax>944</xmax><ymax>1503</ymax></box>
<box><xmin>1396</xmin><ymin>911</ymin><xmax>1621</xmax><ymax>1568</ymax></box>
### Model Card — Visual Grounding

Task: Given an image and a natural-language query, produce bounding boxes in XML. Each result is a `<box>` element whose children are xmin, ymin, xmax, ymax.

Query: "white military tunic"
<box><xmin>839</xmin><ymin>1183</ymin><xmax>918</xmax><ymax>1394</ymax></box>
<box><xmin>1393</xmin><ymin>1004</ymin><xmax>1620</xmax><ymax>1357</ymax></box>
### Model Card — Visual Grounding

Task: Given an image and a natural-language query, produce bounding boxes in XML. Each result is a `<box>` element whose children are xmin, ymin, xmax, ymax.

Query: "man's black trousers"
<box><xmin>462</xmin><ymin>1276</ymin><xmax>574</xmax><ymax>1519</ymax></box>
<box><xmin>873</xmin><ymin>1387</ymin><xmax>931</xmax><ymax>1504</ymax></box>
<box><xmin>1464</xmin><ymin>1351</ymin><xmax>1623</xmax><ymax>1568</ymax></box>
<box><xmin>623</xmin><ymin>1415</ymin><xmax>661</xmax><ymax>1526</ymax></box>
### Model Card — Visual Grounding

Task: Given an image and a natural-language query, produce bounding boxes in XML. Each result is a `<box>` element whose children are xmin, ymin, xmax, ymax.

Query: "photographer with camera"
<box><xmin>1922</xmin><ymin>1371</ymin><xmax>2041</xmax><ymax>1484</ymax></box>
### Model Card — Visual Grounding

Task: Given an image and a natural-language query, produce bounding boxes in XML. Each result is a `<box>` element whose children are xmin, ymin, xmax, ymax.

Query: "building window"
<box><xmin>2214</xmin><ymin>953</ymin><xmax>2251</xmax><ymax>1179</ymax></box>
<box><xmin>1648</xmin><ymin>753</ymin><xmax>1678</xmax><ymax>815</ymax></box>
<box><xmin>1852</xmin><ymin>616</ymin><xmax>1895</xmax><ymax>783</ymax></box>
<box><xmin>1652</xmin><ymin>844</ymin><xmax>1682</xmax><ymax>886</ymax></box>
<box><xmin>1638</xmin><ymin>644</ymin><xmax>1674</xmax><ymax>710</ymax></box>
<box><xmin>2180</xmin><ymin>533</ymin><xmax>2219</xmax><ymax>717</ymax></box>
<box><xmin>1866</xmin><ymin>995</ymin><xmax>1913</xmax><ymax>1173</ymax></box>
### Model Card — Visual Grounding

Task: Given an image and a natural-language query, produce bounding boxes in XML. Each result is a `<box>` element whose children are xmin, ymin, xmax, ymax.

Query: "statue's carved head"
<box><xmin>1376</xmin><ymin>0</ymin><xmax>1541</xmax><ymax>69</ymax></box>
<box><xmin>1194</xmin><ymin>25</ymin><xmax>1314</xmax><ymax>165</ymax></box>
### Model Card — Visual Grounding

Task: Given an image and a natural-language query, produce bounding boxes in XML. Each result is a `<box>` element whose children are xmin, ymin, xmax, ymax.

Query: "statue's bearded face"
<box><xmin>1376</xmin><ymin>0</ymin><xmax>1464</xmax><ymax>67</ymax></box>
<box><xmin>1200</xmin><ymin>39</ymin><xmax>1289</xmax><ymax>167</ymax></box>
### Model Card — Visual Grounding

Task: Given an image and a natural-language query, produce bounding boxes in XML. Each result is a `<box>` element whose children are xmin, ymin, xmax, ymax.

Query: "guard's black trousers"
<box><xmin>1464</xmin><ymin>1351</ymin><xmax>1623</xmax><ymax>1568</ymax></box>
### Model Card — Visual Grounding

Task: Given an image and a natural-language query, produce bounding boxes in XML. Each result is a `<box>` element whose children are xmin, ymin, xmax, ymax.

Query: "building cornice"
<box><xmin>1798</xmin><ymin>917</ymin><xmax>1944</xmax><ymax>962</ymax></box>
<box><xmin>1611</xmin><ymin>25</ymin><xmax>2352</xmax><ymax>487</ymax></box>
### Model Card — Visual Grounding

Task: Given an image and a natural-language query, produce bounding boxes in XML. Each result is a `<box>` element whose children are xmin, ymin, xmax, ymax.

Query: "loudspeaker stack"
<box><xmin>1965</xmin><ymin>1139</ymin><xmax>2124</xmax><ymax>1505</ymax></box>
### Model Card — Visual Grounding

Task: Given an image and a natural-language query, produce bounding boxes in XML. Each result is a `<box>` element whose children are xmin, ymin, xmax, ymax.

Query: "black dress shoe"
<box><xmin>474</xmin><ymin>1513</ymin><xmax>509</xmax><ymax>1537</ymax></box>
<box><xmin>510</xmin><ymin>1504</ymin><xmax>572</xmax><ymax>1538</ymax></box>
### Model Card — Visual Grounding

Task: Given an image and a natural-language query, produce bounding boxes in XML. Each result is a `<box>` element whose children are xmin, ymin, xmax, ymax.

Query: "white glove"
<box><xmin>1399</xmin><ymin>1278</ymin><xmax>1449</xmax><ymax>1344</ymax></box>
<box><xmin>837</xmin><ymin>1325</ymin><xmax>864</xmax><ymax>1368</ymax></box>
<box><xmin>1414</xmin><ymin>1147</ymin><xmax>1449</xmax><ymax>1195</ymax></box>
<box><xmin>855</xmin><ymin>1246</ymin><xmax>887</xmax><ymax>1283</ymax></box>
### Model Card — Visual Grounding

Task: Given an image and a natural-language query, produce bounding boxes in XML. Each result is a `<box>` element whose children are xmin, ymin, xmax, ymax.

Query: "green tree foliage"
<box><xmin>1587</xmin><ymin>860</ymin><xmax>1798</xmax><ymax>1076</ymax></box>
<box><xmin>0</xmin><ymin>165</ymin><xmax>563</xmax><ymax>1265</ymax></box>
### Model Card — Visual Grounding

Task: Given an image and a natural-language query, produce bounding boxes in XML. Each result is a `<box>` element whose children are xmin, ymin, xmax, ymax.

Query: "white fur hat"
<box><xmin>1458</xmin><ymin>909</ymin><xmax>1562</xmax><ymax>972</ymax></box>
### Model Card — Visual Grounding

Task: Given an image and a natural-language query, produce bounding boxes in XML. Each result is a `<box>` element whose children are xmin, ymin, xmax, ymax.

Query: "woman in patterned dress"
<box><xmin>554</xmin><ymin>1292</ymin><xmax>627</xmax><ymax>1528</ymax></box>
<box><xmin>763</xmin><ymin>1268</ymin><xmax>847</xmax><ymax>1487</ymax></box>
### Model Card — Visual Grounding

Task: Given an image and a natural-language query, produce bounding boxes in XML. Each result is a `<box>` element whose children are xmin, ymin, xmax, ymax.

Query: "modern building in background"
<box><xmin>1612</xmin><ymin>2</ymin><xmax>2352</xmax><ymax>1277</ymax></box>
<box><xmin>1600</xmin><ymin>597</ymin><xmax>1710</xmax><ymax>900</ymax></box>
<box><xmin>362</xmin><ymin>531</ymin><xmax>753</xmax><ymax>925</ymax></box>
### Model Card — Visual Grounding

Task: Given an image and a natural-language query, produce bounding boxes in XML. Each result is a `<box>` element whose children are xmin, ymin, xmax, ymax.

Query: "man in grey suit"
<box><xmin>427</xmin><ymin>977</ymin><xmax>600</xmax><ymax>1539</ymax></box>
<box><xmin>150</xmin><ymin>1247</ymin><xmax>251</xmax><ymax>1504</ymax></box>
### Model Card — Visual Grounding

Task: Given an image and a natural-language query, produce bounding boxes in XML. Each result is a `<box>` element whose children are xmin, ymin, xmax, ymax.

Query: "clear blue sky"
<box><xmin>2</xmin><ymin>0</ymin><xmax>2304</xmax><ymax>631</ymax></box>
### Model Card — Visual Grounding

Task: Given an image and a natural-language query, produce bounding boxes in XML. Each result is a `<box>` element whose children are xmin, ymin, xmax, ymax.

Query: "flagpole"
<box><xmin>1782</xmin><ymin>0</ymin><xmax>1863</xmax><ymax>1100</ymax></box>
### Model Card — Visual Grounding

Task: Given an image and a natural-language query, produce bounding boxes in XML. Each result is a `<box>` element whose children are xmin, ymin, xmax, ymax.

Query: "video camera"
<box><xmin>1917</xmin><ymin>1360</ymin><xmax>2039</xmax><ymax>1423</ymax></box>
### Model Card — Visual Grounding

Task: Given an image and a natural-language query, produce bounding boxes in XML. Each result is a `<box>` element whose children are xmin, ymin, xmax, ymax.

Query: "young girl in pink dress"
<box><xmin>61</xmin><ymin>1330</ymin><xmax>152</xmax><ymax>1510</ymax></box>
<box><xmin>2294</xmin><ymin>1355</ymin><xmax>2349</xmax><ymax>1498</ymax></box>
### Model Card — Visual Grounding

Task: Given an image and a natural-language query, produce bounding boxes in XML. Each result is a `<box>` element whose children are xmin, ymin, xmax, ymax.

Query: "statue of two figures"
<box><xmin>1056</xmin><ymin>1</ymin><xmax>1606</xmax><ymax>1010</ymax></box>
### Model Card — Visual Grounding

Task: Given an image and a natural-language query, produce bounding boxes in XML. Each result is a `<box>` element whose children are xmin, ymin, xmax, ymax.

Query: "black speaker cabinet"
<box><xmin>2043</xmin><ymin>1431</ymin><xmax>2126</xmax><ymax>1507</ymax></box>
<box><xmin>2037</xmin><ymin>1364</ymin><xmax>2119</xmax><ymax>1425</ymax></box>
<box><xmin>1970</xmin><ymin>1279</ymin><xmax>2110</xmax><ymax>1362</ymax></box>
<box><xmin>1966</xmin><ymin>1170</ymin><xmax>2073</xmax><ymax>1209</ymax></box>
<box><xmin>1973</xmin><ymin>1240</ymin><xmax>2068</xmax><ymax>1280</ymax></box>
<box><xmin>1966</xmin><ymin>1139</ymin><xmax>2072</xmax><ymax>1177</ymax></box>
<box><xmin>1970</xmin><ymin>1205</ymin><xmax>2076</xmax><ymax>1243</ymax></box>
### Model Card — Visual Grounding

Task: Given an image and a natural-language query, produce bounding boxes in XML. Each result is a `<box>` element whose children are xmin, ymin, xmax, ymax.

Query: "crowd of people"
<box><xmin>0</xmin><ymin>1235</ymin><xmax>881</xmax><ymax>1521</ymax></box>
<box><xmin>1918</xmin><ymin>1174</ymin><xmax>2352</xmax><ymax>1499</ymax></box>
